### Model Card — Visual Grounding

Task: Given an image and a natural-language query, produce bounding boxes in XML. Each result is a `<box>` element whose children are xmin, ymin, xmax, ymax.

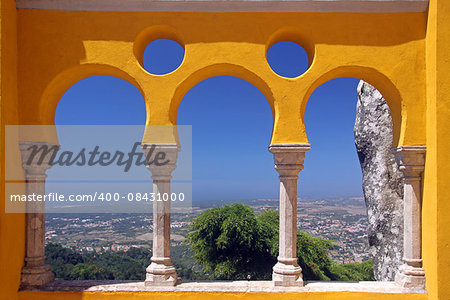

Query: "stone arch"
<box><xmin>302</xmin><ymin>66</ymin><xmax>402</xmax><ymax>147</ymax></box>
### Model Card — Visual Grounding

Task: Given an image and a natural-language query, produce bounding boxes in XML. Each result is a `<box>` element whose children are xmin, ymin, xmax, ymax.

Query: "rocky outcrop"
<box><xmin>354</xmin><ymin>81</ymin><xmax>404</xmax><ymax>281</ymax></box>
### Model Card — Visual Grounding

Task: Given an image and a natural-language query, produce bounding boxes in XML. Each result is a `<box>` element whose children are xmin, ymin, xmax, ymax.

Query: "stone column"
<box><xmin>19</xmin><ymin>142</ymin><xmax>58</xmax><ymax>287</ymax></box>
<box><xmin>269</xmin><ymin>144</ymin><xmax>310</xmax><ymax>287</ymax></box>
<box><xmin>142</xmin><ymin>144</ymin><xmax>179</xmax><ymax>286</ymax></box>
<box><xmin>393</xmin><ymin>146</ymin><xmax>426</xmax><ymax>289</ymax></box>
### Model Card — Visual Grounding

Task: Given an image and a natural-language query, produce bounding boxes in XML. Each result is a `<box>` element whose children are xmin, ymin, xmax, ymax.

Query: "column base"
<box><xmin>21</xmin><ymin>264</ymin><xmax>54</xmax><ymax>287</ymax></box>
<box><xmin>145</xmin><ymin>262</ymin><xmax>178</xmax><ymax>286</ymax></box>
<box><xmin>272</xmin><ymin>261</ymin><xmax>304</xmax><ymax>287</ymax></box>
<box><xmin>395</xmin><ymin>264</ymin><xmax>425</xmax><ymax>289</ymax></box>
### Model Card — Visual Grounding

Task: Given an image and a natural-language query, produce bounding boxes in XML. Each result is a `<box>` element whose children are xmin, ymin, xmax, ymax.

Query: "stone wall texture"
<box><xmin>354</xmin><ymin>80</ymin><xmax>404</xmax><ymax>281</ymax></box>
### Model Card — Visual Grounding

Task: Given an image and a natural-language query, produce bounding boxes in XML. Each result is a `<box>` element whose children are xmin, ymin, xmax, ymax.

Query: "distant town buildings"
<box><xmin>45</xmin><ymin>197</ymin><xmax>371</xmax><ymax>263</ymax></box>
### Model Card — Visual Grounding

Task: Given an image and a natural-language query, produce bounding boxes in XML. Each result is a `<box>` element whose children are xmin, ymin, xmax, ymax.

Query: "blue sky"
<box><xmin>55</xmin><ymin>40</ymin><xmax>363</xmax><ymax>201</ymax></box>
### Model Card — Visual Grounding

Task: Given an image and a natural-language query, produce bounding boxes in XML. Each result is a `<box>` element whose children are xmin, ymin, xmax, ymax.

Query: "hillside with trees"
<box><xmin>45</xmin><ymin>204</ymin><xmax>374</xmax><ymax>281</ymax></box>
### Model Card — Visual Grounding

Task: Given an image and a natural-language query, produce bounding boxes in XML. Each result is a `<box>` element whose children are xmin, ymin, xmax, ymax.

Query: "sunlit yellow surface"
<box><xmin>1</xmin><ymin>0</ymin><xmax>449</xmax><ymax>299</ymax></box>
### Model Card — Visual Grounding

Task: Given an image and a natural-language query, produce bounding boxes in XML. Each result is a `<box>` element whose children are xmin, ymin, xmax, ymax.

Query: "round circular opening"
<box><xmin>143</xmin><ymin>39</ymin><xmax>185</xmax><ymax>75</ymax></box>
<box><xmin>266</xmin><ymin>41</ymin><xmax>309</xmax><ymax>78</ymax></box>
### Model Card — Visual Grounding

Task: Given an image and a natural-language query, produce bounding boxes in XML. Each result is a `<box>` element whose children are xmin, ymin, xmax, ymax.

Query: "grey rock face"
<box><xmin>354</xmin><ymin>81</ymin><xmax>404</xmax><ymax>281</ymax></box>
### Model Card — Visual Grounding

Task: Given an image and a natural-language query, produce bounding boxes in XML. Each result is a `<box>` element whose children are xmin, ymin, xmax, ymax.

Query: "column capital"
<box><xmin>269</xmin><ymin>144</ymin><xmax>310</xmax><ymax>179</ymax></box>
<box><xmin>392</xmin><ymin>146</ymin><xmax>426</xmax><ymax>179</ymax></box>
<box><xmin>19</xmin><ymin>142</ymin><xmax>59</xmax><ymax>179</ymax></box>
<box><xmin>141</xmin><ymin>143</ymin><xmax>180</xmax><ymax>180</ymax></box>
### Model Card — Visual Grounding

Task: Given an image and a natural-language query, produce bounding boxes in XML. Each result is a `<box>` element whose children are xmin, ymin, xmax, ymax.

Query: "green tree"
<box><xmin>45</xmin><ymin>242</ymin><xmax>83</xmax><ymax>279</ymax></box>
<box><xmin>187</xmin><ymin>203</ymin><xmax>276</xmax><ymax>280</ymax></box>
<box><xmin>256</xmin><ymin>209</ymin><xmax>279</xmax><ymax>256</ymax></box>
<box><xmin>82</xmin><ymin>247</ymin><xmax>151</xmax><ymax>280</ymax></box>
<box><xmin>45</xmin><ymin>243</ymin><xmax>152</xmax><ymax>280</ymax></box>
<box><xmin>296</xmin><ymin>231</ymin><xmax>336</xmax><ymax>280</ymax></box>
<box><xmin>68</xmin><ymin>263</ymin><xmax>114</xmax><ymax>280</ymax></box>
<box><xmin>188</xmin><ymin>204</ymin><xmax>375</xmax><ymax>281</ymax></box>
<box><xmin>328</xmin><ymin>260</ymin><xmax>375</xmax><ymax>281</ymax></box>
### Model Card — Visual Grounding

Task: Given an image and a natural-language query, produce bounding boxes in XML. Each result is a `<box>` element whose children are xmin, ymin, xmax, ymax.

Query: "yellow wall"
<box><xmin>0</xmin><ymin>0</ymin><xmax>26</xmax><ymax>299</ymax></box>
<box><xmin>16</xmin><ymin>291</ymin><xmax>429</xmax><ymax>300</ymax></box>
<box><xmin>1</xmin><ymin>0</ymin><xmax>449</xmax><ymax>299</ymax></box>
<box><xmin>423</xmin><ymin>1</ymin><xmax>450</xmax><ymax>300</ymax></box>
<box><xmin>16</xmin><ymin>10</ymin><xmax>426</xmax><ymax>146</ymax></box>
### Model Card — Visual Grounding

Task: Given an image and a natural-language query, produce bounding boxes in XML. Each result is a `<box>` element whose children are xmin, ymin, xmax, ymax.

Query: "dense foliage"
<box><xmin>45</xmin><ymin>243</ymin><xmax>150</xmax><ymax>280</ymax></box>
<box><xmin>328</xmin><ymin>260</ymin><xmax>375</xmax><ymax>281</ymax></box>
<box><xmin>171</xmin><ymin>242</ymin><xmax>213</xmax><ymax>280</ymax></box>
<box><xmin>187</xmin><ymin>204</ymin><xmax>277</xmax><ymax>280</ymax></box>
<box><xmin>188</xmin><ymin>204</ymin><xmax>375</xmax><ymax>281</ymax></box>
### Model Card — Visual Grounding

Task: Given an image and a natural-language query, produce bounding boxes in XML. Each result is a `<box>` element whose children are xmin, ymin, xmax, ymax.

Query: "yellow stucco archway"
<box><xmin>170</xmin><ymin>63</ymin><xmax>276</xmax><ymax>123</ymax></box>
<box><xmin>302</xmin><ymin>66</ymin><xmax>402</xmax><ymax>146</ymax></box>
<box><xmin>39</xmin><ymin>64</ymin><xmax>146</xmax><ymax>126</ymax></box>
<box><xmin>14</xmin><ymin>10</ymin><xmax>427</xmax><ymax>147</ymax></box>
<box><xmin>3</xmin><ymin>1</ymin><xmax>450</xmax><ymax>299</ymax></box>
<box><xmin>18</xmin><ymin>64</ymin><xmax>146</xmax><ymax>144</ymax></box>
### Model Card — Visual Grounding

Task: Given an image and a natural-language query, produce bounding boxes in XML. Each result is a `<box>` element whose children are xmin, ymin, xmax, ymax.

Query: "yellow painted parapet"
<box><xmin>2</xmin><ymin>0</ymin><xmax>450</xmax><ymax>299</ymax></box>
<box><xmin>16</xmin><ymin>291</ymin><xmax>430</xmax><ymax>300</ymax></box>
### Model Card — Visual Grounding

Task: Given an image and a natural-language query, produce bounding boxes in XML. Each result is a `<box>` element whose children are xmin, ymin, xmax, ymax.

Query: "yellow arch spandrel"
<box><xmin>17</xmin><ymin>10</ymin><xmax>426</xmax><ymax>147</ymax></box>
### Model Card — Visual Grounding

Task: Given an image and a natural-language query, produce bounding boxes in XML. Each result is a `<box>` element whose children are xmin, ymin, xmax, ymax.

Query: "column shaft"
<box><xmin>152</xmin><ymin>180</ymin><xmax>171</xmax><ymax>260</ymax></box>
<box><xmin>279</xmin><ymin>177</ymin><xmax>298</xmax><ymax>260</ymax></box>
<box><xmin>142</xmin><ymin>144</ymin><xmax>179</xmax><ymax>286</ymax></box>
<box><xmin>25</xmin><ymin>181</ymin><xmax>46</xmax><ymax>266</ymax></box>
<box><xmin>269</xmin><ymin>144</ymin><xmax>310</xmax><ymax>287</ymax></box>
<box><xmin>403</xmin><ymin>177</ymin><xmax>422</xmax><ymax>261</ymax></box>
<box><xmin>393</xmin><ymin>146</ymin><xmax>426</xmax><ymax>289</ymax></box>
<box><xmin>20</xmin><ymin>142</ymin><xmax>55</xmax><ymax>287</ymax></box>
